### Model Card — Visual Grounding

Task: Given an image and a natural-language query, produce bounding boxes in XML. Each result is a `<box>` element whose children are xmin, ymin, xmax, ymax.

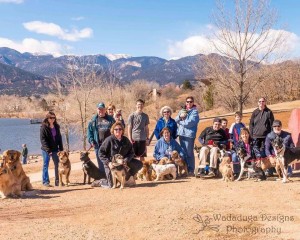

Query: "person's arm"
<box><xmin>153</xmin><ymin>141</ymin><xmax>165</xmax><ymax>160</ymax></box>
<box><xmin>198</xmin><ymin>128</ymin><xmax>207</xmax><ymax>145</ymax></box>
<box><xmin>174</xmin><ymin>140</ymin><xmax>186</xmax><ymax>159</ymax></box>
<box><xmin>57</xmin><ymin>126</ymin><xmax>64</xmax><ymax>151</ymax></box>
<box><xmin>40</xmin><ymin>127</ymin><xmax>51</xmax><ymax>153</ymax></box>
<box><xmin>249</xmin><ymin>112</ymin><xmax>255</xmax><ymax>137</ymax></box>
<box><xmin>99</xmin><ymin>139</ymin><xmax>111</xmax><ymax>164</ymax></box>
<box><xmin>127</xmin><ymin>115</ymin><xmax>133</xmax><ymax>143</ymax></box>
<box><xmin>87</xmin><ymin>121</ymin><xmax>95</xmax><ymax>146</ymax></box>
<box><xmin>177</xmin><ymin>110</ymin><xmax>200</xmax><ymax>128</ymax></box>
<box><xmin>154</xmin><ymin>121</ymin><xmax>160</xmax><ymax>140</ymax></box>
<box><xmin>286</xmin><ymin>135</ymin><xmax>295</xmax><ymax>148</ymax></box>
<box><xmin>123</xmin><ymin>138</ymin><xmax>134</xmax><ymax>163</ymax></box>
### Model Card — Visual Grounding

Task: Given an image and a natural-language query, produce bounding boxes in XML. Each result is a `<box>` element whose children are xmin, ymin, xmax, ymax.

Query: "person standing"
<box><xmin>154</xmin><ymin>106</ymin><xmax>177</xmax><ymax>140</ymax></box>
<box><xmin>40</xmin><ymin>111</ymin><xmax>63</xmax><ymax>187</ymax></box>
<box><xmin>87</xmin><ymin>102</ymin><xmax>115</xmax><ymax>173</ymax></box>
<box><xmin>128</xmin><ymin>99</ymin><xmax>150</xmax><ymax>162</ymax></box>
<box><xmin>175</xmin><ymin>96</ymin><xmax>200</xmax><ymax>175</ymax></box>
<box><xmin>21</xmin><ymin>144</ymin><xmax>28</xmax><ymax>164</ymax></box>
<box><xmin>249</xmin><ymin>97</ymin><xmax>274</xmax><ymax>158</ymax></box>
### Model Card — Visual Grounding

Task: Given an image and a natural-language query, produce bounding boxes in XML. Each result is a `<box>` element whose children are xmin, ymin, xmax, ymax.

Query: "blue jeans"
<box><xmin>179</xmin><ymin>136</ymin><xmax>195</xmax><ymax>172</ymax></box>
<box><xmin>42</xmin><ymin>150</ymin><xmax>59</xmax><ymax>186</ymax></box>
<box><xmin>231</xmin><ymin>151</ymin><xmax>241</xmax><ymax>174</ymax></box>
<box><xmin>95</xmin><ymin>148</ymin><xmax>105</xmax><ymax>173</ymax></box>
<box><xmin>22</xmin><ymin>156</ymin><xmax>27</xmax><ymax>164</ymax></box>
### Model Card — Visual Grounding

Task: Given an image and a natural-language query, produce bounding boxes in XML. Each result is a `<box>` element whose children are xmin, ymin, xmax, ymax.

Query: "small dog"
<box><xmin>151</xmin><ymin>163</ymin><xmax>177</xmax><ymax>181</ymax></box>
<box><xmin>235</xmin><ymin>147</ymin><xmax>265</xmax><ymax>181</ymax></box>
<box><xmin>272</xmin><ymin>136</ymin><xmax>300</xmax><ymax>183</ymax></box>
<box><xmin>170</xmin><ymin>151</ymin><xmax>188</xmax><ymax>177</ymax></box>
<box><xmin>80</xmin><ymin>151</ymin><xmax>106</xmax><ymax>184</ymax></box>
<box><xmin>219</xmin><ymin>156</ymin><xmax>234</xmax><ymax>182</ymax></box>
<box><xmin>3</xmin><ymin>150</ymin><xmax>32</xmax><ymax>191</ymax></box>
<box><xmin>0</xmin><ymin>160</ymin><xmax>22</xmax><ymax>199</ymax></box>
<box><xmin>137</xmin><ymin>159</ymin><xmax>157</xmax><ymax>181</ymax></box>
<box><xmin>57</xmin><ymin>151</ymin><xmax>71</xmax><ymax>186</ymax></box>
<box><xmin>109</xmin><ymin>154</ymin><xmax>126</xmax><ymax>189</ymax></box>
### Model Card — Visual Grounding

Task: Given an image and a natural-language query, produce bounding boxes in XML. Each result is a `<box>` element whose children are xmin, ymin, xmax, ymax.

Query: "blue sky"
<box><xmin>0</xmin><ymin>0</ymin><xmax>300</xmax><ymax>59</ymax></box>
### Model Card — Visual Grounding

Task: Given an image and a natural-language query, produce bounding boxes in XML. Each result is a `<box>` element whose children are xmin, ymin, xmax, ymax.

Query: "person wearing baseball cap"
<box><xmin>87</xmin><ymin>102</ymin><xmax>115</xmax><ymax>174</ymax></box>
<box><xmin>265</xmin><ymin>119</ymin><xmax>295</xmax><ymax>177</ymax></box>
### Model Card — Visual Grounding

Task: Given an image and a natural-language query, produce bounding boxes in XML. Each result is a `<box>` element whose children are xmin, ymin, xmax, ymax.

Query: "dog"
<box><xmin>57</xmin><ymin>151</ymin><xmax>71</xmax><ymax>186</ymax></box>
<box><xmin>151</xmin><ymin>163</ymin><xmax>177</xmax><ymax>181</ymax></box>
<box><xmin>219</xmin><ymin>155</ymin><xmax>234</xmax><ymax>182</ymax></box>
<box><xmin>272</xmin><ymin>136</ymin><xmax>300</xmax><ymax>183</ymax></box>
<box><xmin>170</xmin><ymin>151</ymin><xmax>188</xmax><ymax>177</ymax></box>
<box><xmin>137</xmin><ymin>159</ymin><xmax>157</xmax><ymax>181</ymax></box>
<box><xmin>3</xmin><ymin>150</ymin><xmax>32</xmax><ymax>191</ymax></box>
<box><xmin>80</xmin><ymin>151</ymin><xmax>106</xmax><ymax>184</ymax></box>
<box><xmin>235</xmin><ymin>147</ymin><xmax>265</xmax><ymax>181</ymax></box>
<box><xmin>0</xmin><ymin>159</ymin><xmax>22</xmax><ymax>199</ymax></box>
<box><xmin>260</xmin><ymin>157</ymin><xmax>282</xmax><ymax>179</ymax></box>
<box><xmin>109</xmin><ymin>154</ymin><xmax>126</xmax><ymax>189</ymax></box>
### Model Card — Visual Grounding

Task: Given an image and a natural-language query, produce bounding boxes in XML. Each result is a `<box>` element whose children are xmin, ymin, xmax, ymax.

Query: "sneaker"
<box><xmin>187</xmin><ymin>172</ymin><xmax>195</xmax><ymax>177</ymax></box>
<box><xmin>43</xmin><ymin>183</ymin><xmax>52</xmax><ymax>187</ymax></box>
<box><xmin>265</xmin><ymin>171</ymin><xmax>273</xmax><ymax>177</ymax></box>
<box><xmin>196</xmin><ymin>168</ymin><xmax>206</xmax><ymax>178</ymax></box>
<box><xmin>208</xmin><ymin>168</ymin><xmax>216</xmax><ymax>177</ymax></box>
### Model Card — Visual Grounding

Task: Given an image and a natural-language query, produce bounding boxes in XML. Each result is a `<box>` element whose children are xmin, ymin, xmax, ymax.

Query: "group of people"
<box><xmin>39</xmin><ymin>96</ymin><xmax>296</xmax><ymax>187</ymax></box>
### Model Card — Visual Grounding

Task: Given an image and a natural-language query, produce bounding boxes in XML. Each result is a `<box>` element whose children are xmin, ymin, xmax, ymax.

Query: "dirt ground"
<box><xmin>1</xmin><ymin>102</ymin><xmax>300</xmax><ymax>240</ymax></box>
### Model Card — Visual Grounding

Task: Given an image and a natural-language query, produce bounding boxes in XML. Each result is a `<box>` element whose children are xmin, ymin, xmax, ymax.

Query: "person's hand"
<box><xmin>129</xmin><ymin>139</ymin><xmax>135</xmax><ymax>144</ymax></box>
<box><xmin>146</xmin><ymin>138</ymin><xmax>150</xmax><ymax>146</ymax></box>
<box><xmin>49</xmin><ymin>152</ymin><xmax>52</xmax><ymax>156</ymax></box>
<box><xmin>108</xmin><ymin>162</ymin><xmax>113</xmax><ymax>169</ymax></box>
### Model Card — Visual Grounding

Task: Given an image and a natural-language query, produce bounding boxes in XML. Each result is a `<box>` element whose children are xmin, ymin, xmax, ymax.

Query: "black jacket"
<box><xmin>99</xmin><ymin>135</ymin><xmax>134</xmax><ymax>164</ymax></box>
<box><xmin>249</xmin><ymin>107</ymin><xmax>274</xmax><ymax>138</ymax></box>
<box><xmin>40</xmin><ymin>123</ymin><xmax>63</xmax><ymax>153</ymax></box>
<box><xmin>198</xmin><ymin>127</ymin><xmax>228</xmax><ymax>146</ymax></box>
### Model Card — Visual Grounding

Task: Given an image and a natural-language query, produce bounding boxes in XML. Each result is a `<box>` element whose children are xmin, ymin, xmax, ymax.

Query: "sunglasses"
<box><xmin>186</xmin><ymin>101</ymin><xmax>193</xmax><ymax>103</ymax></box>
<box><xmin>258</xmin><ymin>101</ymin><xmax>265</xmax><ymax>103</ymax></box>
<box><xmin>163</xmin><ymin>111</ymin><xmax>170</xmax><ymax>113</ymax></box>
<box><xmin>273</xmin><ymin>126</ymin><xmax>281</xmax><ymax>128</ymax></box>
<box><xmin>114</xmin><ymin>128</ymin><xmax>123</xmax><ymax>131</ymax></box>
<box><xmin>48</xmin><ymin>117</ymin><xmax>56</xmax><ymax>120</ymax></box>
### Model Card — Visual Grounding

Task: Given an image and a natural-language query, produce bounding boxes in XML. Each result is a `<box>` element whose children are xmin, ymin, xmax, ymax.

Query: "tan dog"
<box><xmin>3</xmin><ymin>150</ymin><xmax>32</xmax><ymax>191</ymax></box>
<box><xmin>137</xmin><ymin>159</ymin><xmax>157</xmax><ymax>181</ymax></box>
<box><xmin>57</xmin><ymin>151</ymin><xmax>71</xmax><ymax>186</ymax></box>
<box><xmin>219</xmin><ymin>156</ymin><xmax>234</xmax><ymax>182</ymax></box>
<box><xmin>0</xmin><ymin>159</ymin><xmax>22</xmax><ymax>199</ymax></box>
<box><xmin>109</xmin><ymin>154</ymin><xmax>126</xmax><ymax>189</ymax></box>
<box><xmin>171</xmin><ymin>151</ymin><xmax>188</xmax><ymax>177</ymax></box>
<box><xmin>260</xmin><ymin>157</ymin><xmax>282</xmax><ymax>179</ymax></box>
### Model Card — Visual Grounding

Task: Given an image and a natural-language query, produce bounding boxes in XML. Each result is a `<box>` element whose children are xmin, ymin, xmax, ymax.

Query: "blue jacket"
<box><xmin>87</xmin><ymin>114</ymin><xmax>115</xmax><ymax>148</ymax></box>
<box><xmin>153</xmin><ymin>137</ymin><xmax>186</xmax><ymax>161</ymax></box>
<box><xmin>154</xmin><ymin>117</ymin><xmax>177</xmax><ymax>140</ymax></box>
<box><xmin>265</xmin><ymin>130</ymin><xmax>295</xmax><ymax>157</ymax></box>
<box><xmin>175</xmin><ymin>106</ymin><xmax>200</xmax><ymax>139</ymax></box>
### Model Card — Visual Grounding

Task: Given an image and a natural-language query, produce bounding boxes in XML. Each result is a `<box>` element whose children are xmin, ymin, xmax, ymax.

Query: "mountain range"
<box><xmin>0</xmin><ymin>47</ymin><xmax>211</xmax><ymax>96</ymax></box>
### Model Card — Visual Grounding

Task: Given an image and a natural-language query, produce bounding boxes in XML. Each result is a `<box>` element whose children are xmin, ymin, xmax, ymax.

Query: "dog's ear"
<box><xmin>15</xmin><ymin>151</ymin><xmax>21</xmax><ymax>161</ymax></box>
<box><xmin>57</xmin><ymin>151</ymin><xmax>61</xmax><ymax>157</ymax></box>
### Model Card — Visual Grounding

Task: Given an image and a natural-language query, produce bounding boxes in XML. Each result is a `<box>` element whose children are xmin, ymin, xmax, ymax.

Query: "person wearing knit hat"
<box><xmin>154</xmin><ymin>106</ymin><xmax>177</xmax><ymax>140</ymax></box>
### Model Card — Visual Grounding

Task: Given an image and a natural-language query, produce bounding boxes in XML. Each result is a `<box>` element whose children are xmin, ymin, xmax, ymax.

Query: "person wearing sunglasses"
<box><xmin>40</xmin><ymin>111</ymin><xmax>63</xmax><ymax>187</ymax></box>
<box><xmin>87</xmin><ymin>102</ymin><xmax>115</xmax><ymax>174</ymax></box>
<box><xmin>264</xmin><ymin>120</ymin><xmax>294</xmax><ymax>177</ymax></box>
<box><xmin>99</xmin><ymin>122</ymin><xmax>143</xmax><ymax>188</ymax></box>
<box><xmin>154</xmin><ymin>106</ymin><xmax>177</xmax><ymax>140</ymax></box>
<box><xmin>175</xmin><ymin>96</ymin><xmax>200</xmax><ymax>176</ymax></box>
<box><xmin>249</xmin><ymin>97</ymin><xmax>274</xmax><ymax>175</ymax></box>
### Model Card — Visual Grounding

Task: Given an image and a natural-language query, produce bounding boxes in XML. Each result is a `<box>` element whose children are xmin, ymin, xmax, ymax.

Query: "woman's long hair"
<box><xmin>42</xmin><ymin>111</ymin><xmax>59</xmax><ymax>127</ymax></box>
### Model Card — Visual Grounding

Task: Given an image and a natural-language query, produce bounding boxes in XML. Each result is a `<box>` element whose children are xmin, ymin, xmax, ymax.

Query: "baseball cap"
<box><xmin>272</xmin><ymin>120</ymin><xmax>282</xmax><ymax>127</ymax></box>
<box><xmin>97</xmin><ymin>102</ymin><xmax>105</xmax><ymax>109</ymax></box>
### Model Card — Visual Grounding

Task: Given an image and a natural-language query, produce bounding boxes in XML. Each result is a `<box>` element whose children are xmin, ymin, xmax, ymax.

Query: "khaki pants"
<box><xmin>199</xmin><ymin>146</ymin><xmax>219</xmax><ymax>169</ymax></box>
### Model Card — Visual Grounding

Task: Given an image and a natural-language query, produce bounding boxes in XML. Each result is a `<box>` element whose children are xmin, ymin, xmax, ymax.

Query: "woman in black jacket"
<box><xmin>99</xmin><ymin>122</ymin><xmax>143</xmax><ymax>188</ymax></box>
<box><xmin>40</xmin><ymin>111</ymin><xmax>63</xmax><ymax>187</ymax></box>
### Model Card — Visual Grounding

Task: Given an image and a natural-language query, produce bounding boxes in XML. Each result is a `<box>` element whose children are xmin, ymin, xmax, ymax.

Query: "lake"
<box><xmin>0</xmin><ymin>118</ymin><xmax>82</xmax><ymax>155</ymax></box>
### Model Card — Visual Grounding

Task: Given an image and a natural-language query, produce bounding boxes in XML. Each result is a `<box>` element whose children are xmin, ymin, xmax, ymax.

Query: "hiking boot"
<box><xmin>196</xmin><ymin>168</ymin><xmax>206</xmax><ymax>178</ymax></box>
<box><xmin>208</xmin><ymin>167</ymin><xmax>216</xmax><ymax>177</ymax></box>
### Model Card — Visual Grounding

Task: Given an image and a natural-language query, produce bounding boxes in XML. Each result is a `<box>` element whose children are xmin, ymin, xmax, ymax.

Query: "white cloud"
<box><xmin>23</xmin><ymin>21</ymin><xmax>93</xmax><ymax>41</ymax></box>
<box><xmin>0</xmin><ymin>37</ymin><xmax>65</xmax><ymax>57</ymax></box>
<box><xmin>168</xmin><ymin>26</ymin><xmax>300</xmax><ymax>62</ymax></box>
<box><xmin>71</xmin><ymin>16</ymin><xmax>85</xmax><ymax>21</ymax></box>
<box><xmin>0</xmin><ymin>0</ymin><xmax>23</xmax><ymax>3</ymax></box>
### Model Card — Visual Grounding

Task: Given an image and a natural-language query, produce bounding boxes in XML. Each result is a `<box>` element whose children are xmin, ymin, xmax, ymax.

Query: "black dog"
<box><xmin>80</xmin><ymin>151</ymin><xmax>106</xmax><ymax>184</ymax></box>
<box><xmin>272</xmin><ymin>136</ymin><xmax>300</xmax><ymax>183</ymax></box>
<box><xmin>235</xmin><ymin>147</ymin><xmax>266</xmax><ymax>181</ymax></box>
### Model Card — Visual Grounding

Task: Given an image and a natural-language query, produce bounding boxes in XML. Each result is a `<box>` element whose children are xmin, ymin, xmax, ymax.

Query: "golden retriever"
<box><xmin>3</xmin><ymin>150</ymin><xmax>32</xmax><ymax>191</ymax></box>
<box><xmin>137</xmin><ymin>159</ymin><xmax>157</xmax><ymax>181</ymax></box>
<box><xmin>57</xmin><ymin>151</ymin><xmax>71</xmax><ymax>186</ymax></box>
<box><xmin>0</xmin><ymin>159</ymin><xmax>22</xmax><ymax>199</ymax></box>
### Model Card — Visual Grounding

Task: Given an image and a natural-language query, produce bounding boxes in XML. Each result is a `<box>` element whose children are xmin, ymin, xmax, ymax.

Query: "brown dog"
<box><xmin>219</xmin><ymin>156</ymin><xmax>234</xmax><ymax>182</ymax></box>
<box><xmin>0</xmin><ymin>159</ymin><xmax>22</xmax><ymax>199</ymax></box>
<box><xmin>57</xmin><ymin>151</ymin><xmax>71</xmax><ymax>186</ymax></box>
<box><xmin>260</xmin><ymin>157</ymin><xmax>282</xmax><ymax>179</ymax></box>
<box><xmin>171</xmin><ymin>151</ymin><xmax>188</xmax><ymax>177</ymax></box>
<box><xmin>109</xmin><ymin>154</ymin><xmax>126</xmax><ymax>189</ymax></box>
<box><xmin>3</xmin><ymin>150</ymin><xmax>32</xmax><ymax>191</ymax></box>
<box><xmin>137</xmin><ymin>159</ymin><xmax>157</xmax><ymax>181</ymax></box>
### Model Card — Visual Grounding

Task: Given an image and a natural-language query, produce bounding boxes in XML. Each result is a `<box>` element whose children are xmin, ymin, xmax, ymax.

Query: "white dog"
<box><xmin>151</xmin><ymin>163</ymin><xmax>177</xmax><ymax>181</ymax></box>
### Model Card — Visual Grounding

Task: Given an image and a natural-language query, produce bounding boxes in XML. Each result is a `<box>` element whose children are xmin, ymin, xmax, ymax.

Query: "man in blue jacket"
<box><xmin>87</xmin><ymin>102</ymin><xmax>115</xmax><ymax>173</ymax></box>
<box><xmin>175</xmin><ymin>96</ymin><xmax>200</xmax><ymax>175</ymax></box>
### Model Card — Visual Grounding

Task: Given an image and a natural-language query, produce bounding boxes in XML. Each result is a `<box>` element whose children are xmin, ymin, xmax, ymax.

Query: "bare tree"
<box><xmin>206</xmin><ymin>0</ymin><xmax>287</xmax><ymax>113</ymax></box>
